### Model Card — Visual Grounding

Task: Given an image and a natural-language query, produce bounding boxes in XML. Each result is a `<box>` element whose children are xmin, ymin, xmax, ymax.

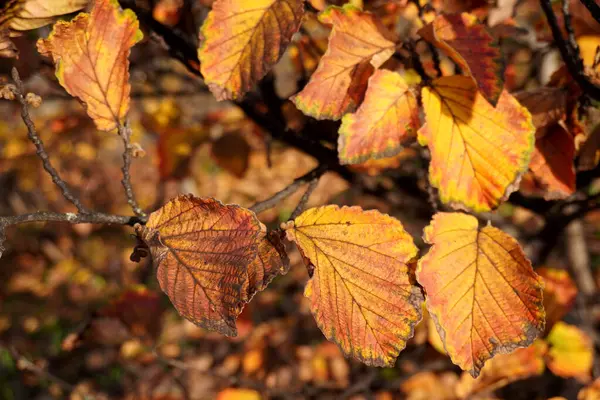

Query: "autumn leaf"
<box><xmin>198</xmin><ymin>0</ymin><xmax>305</xmax><ymax>101</ymax></box>
<box><xmin>136</xmin><ymin>195</ymin><xmax>265</xmax><ymax>336</ymax></box>
<box><xmin>514</xmin><ymin>87</ymin><xmax>568</xmax><ymax>130</ymax></box>
<box><xmin>525</xmin><ymin>124</ymin><xmax>576</xmax><ymax>200</ymax></box>
<box><xmin>417</xmin><ymin>212</ymin><xmax>545</xmax><ymax>377</ymax></box>
<box><xmin>291</xmin><ymin>5</ymin><xmax>396</xmax><ymax>120</ymax></box>
<box><xmin>246</xmin><ymin>231</ymin><xmax>290</xmax><ymax>301</ymax></box>
<box><xmin>284</xmin><ymin>205</ymin><xmax>423</xmax><ymax>367</ymax></box>
<box><xmin>537</xmin><ymin>268</ymin><xmax>577</xmax><ymax>331</ymax></box>
<box><xmin>419</xmin><ymin>76</ymin><xmax>534</xmax><ymax>212</ymax></box>
<box><xmin>0</xmin><ymin>28</ymin><xmax>17</xmax><ymax>58</ymax></box>
<box><xmin>419</xmin><ymin>12</ymin><xmax>504</xmax><ymax>105</ymax></box>
<box><xmin>546</xmin><ymin>322</ymin><xmax>594</xmax><ymax>382</ymax></box>
<box><xmin>0</xmin><ymin>0</ymin><xmax>88</xmax><ymax>31</ymax></box>
<box><xmin>37</xmin><ymin>0</ymin><xmax>143</xmax><ymax>131</ymax></box>
<box><xmin>579</xmin><ymin>378</ymin><xmax>600</xmax><ymax>400</ymax></box>
<box><xmin>456</xmin><ymin>340</ymin><xmax>547</xmax><ymax>397</ymax></box>
<box><xmin>338</xmin><ymin>69</ymin><xmax>421</xmax><ymax>164</ymax></box>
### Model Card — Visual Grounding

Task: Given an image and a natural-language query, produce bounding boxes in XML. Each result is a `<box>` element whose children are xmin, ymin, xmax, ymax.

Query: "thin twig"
<box><xmin>11</xmin><ymin>68</ymin><xmax>88</xmax><ymax>213</ymax></box>
<box><xmin>250</xmin><ymin>165</ymin><xmax>328</xmax><ymax>215</ymax></box>
<box><xmin>7</xmin><ymin>346</ymin><xmax>75</xmax><ymax>393</ymax></box>
<box><xmin>117</xmin><ymin>121</ymin><xmax>146</xmax><ymax>218</ymax></box>
<box><xmin>541</xmin><ymin>0</ymin><xmax>600</xmax><ymax>100</ymax></box>
<box><xmin>579</xmin><ymin>0</ymin><xmax>600</xmax><ymax>23</ymax></box>
<box><xmin>563</xmin><ymin>0</ymin><xmax>583</xmax><ymax>67</ymax></box>
<box><xmin>290</xmin><ymin>178</ymin><xmax>320</xmax><ymax>220</ymax></box>
<box><xmin>0</xmin><ymin>211</ymin><xmax>141</xmax><ymax>228</ymax></box>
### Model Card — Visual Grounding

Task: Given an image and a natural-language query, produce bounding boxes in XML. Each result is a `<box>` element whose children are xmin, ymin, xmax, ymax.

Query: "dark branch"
<box><xmin>578</xmin><ymin>0</ymin><xmax>600</xmax><ymax>23</ymax></box>
<box><xmin>117</xmin><ymin>121</ymin><xmax>146</xmax><ymax>218</ymax></box>
<box><xmin>541</xmin><ymin>0</ymin><xmax>600</xmax><ymax>100</ymax></box>
<box><xmin>0</xmin><ymin>211</ymin><xmax>141</xmax><ymax>228</ymax></box>
<box><xmin>290</xmin><ymin>177</ymin><xmax>320</xmax><ymax>220</ymax></box>
<box><xmin>250</xmin><ymin>165</ymin><xmax>328</xmax><ymax>215</ymax></box>
<box><xmin>11</xmin><ymin>68</ymin><xmax>88</xmax><ymax>213</ymax></box>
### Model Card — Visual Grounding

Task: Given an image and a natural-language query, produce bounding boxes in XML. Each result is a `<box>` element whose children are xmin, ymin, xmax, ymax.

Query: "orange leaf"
<box><xmin>216</xmin><ymin>388</ymin><xmax>262</xmax><ymax>400</ymax></box>
<box><xmin>284</xmin><ymin>205</ymin><xmax>423</xmax><ymax>367</ymax></box>
<box><xmin>419</xmin><ymin>76</ymin><xmax>534</xmax><ymax>212</ymax></box>
<box><xmin>1</xmin><ymin>0</ymin><xmax>88</xmax><ymax>31</ymax></box>
<box><xmin>338</xmin><ymin>69</ymin><xmax>421</xmax><ymax>164</ymax></box>
<box><xmin>456</xmin><ymin>340</ymin><xmax>547</xmax><ymax>397</ymax></box>
<box><xmin>417</xmin><ymin>212</ymin><xmax>545</xmax><ymax>377</ymax></box>
<box><xmin>579</xmin><ymin>378</ymin><xmax>600</xmax><ymax>400</ymax></box>
<box><xmin>37</xmin><ymin>0</ymin><xmax>143</xmax><ymax>131</ymax></box>
<box><xmin>546</xmin><ymin>322</ymin><xmax>594</xmax><ymax>382</ymax></box>
<box><xmin>137</xmin><ymin>195</ymin><xmax>265</xmax><ymax>336</ymax></box>
<box><xmin>198</xmin><ymin>0</ymin><xmax>305</xmax><ymax>101</ymax></box>
<box><xmin>246</xmin><ymin>231</ymin><xmax>290</xmax><ymax>301</ymax></box>
<box><xmin>514</xmin><ymin>87</ymin><xmax>568</xmax><ymax>130</ymax></box>
<box><xmin>291</xmin><ymin>4</ymin><xmax>396</xmax><ymax>120</ymax></box>
<box><xmin>526</xmin><ymin>124</ymin><xmax>576</xmax><ymax>200</ymax></box>
<box><xmin>419</xmin><ymin>12</ymin><xmax>504</xmax><ymax>105</ymax></box>
<box><xmin>537</xmin><ymin>268</ymin><xmax>577</xmax><ymax>331</ymax></box>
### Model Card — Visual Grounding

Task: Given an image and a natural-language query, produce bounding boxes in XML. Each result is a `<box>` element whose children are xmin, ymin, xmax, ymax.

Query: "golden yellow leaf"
<box><xmin>291</xmin><ymin>4</ymin><xmax>396</xmax><ymax>120</ymax></box>
<box><xmin>198</xmin><ymin>0</ymin><xmax>305</xmax><ymax>101</ymax></box>
<box><xmin>284</xmin><ymin>205</ymin><xmax>423</xmax><ymax>367</ymax></box>
<box><xmin>0</xmin><ymin>0</ymin><xmax>88</xmax><ymax>31</ymax></box>
<box><xmin>37</xmin><ymin>0</ymin><xmax>143</xmax><ymax>131</ymax></box>
<box><xmin>546</xmin><ymin>322</ymin><xmax>594</xmax><ymax>382</ymax></box>
<box><xmin>419</xmin><ymin>76</ymin><xmax>534</xmax><ymax>212</ymax></box>
<box><xmin>417</xmin><ymin>212</ymin><xmax>545</xmax><ymax>377</ymax></box>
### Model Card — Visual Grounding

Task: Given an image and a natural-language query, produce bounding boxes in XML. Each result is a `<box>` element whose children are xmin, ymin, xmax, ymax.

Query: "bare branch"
<box><xmin>117</xmin><ymin>121</ymin><xmax>146</xmax><ymax>218</ymax></box>
<box><xmin>11</xmin><ymin>68</ymin><xmax>88</xmax><ymax>213</ymax></box>
<box><xmin>0</xmin><ymin>211</ymin><xmax>141</xmax><ymax>228</ymax></box>
<box><xmin>541</xmin><ymin>0</ymin><xmax>600</xmax><ymax>100</ymax></box>
<box><xmin>250</xmin><ymin>165</ymin><xmax>328</xmax><ymax>215</ymax></box>
<box><xmin>579</xmin><ymin>0</ymin><xmax>600</xmax><ymax>24</ymax></box>
<box><xmin>290</xmin><ymin>178</ymin><xmax>320</xmax><ymax>220</ymax></box>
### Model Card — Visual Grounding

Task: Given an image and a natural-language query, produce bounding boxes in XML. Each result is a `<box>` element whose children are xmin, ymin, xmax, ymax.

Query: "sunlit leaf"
<box><xmin>37</xmin><ymin>0</ymin><xmax>143</xmax><ymax>131</ymax></box>
<box><xmin>284</xmin><ymin>205</ymin><xmax>423</xmax><ymax>367</ymax></box>
<box><xmin>338</xmin><ymin>69</ymin><xmax>421</xmax><ymax>164</ymax></box>
<box><xmin>217</xmin><ymin>388</ymin><xmax>262</xmax><ymax>400</ymax></box>
<box><xmin>0</xmin><ymin>0</ymin><xmax>88</xmax><ymax>31</ymax></box>
<box><xmin>514</xmin><ymin>87</ymin><xmax>567</xmax><ymax>130</ymax></box>
<box><xmin>136</xmin><ymin>195</ymin><xmax>264</xmax><ymax>336</ymax></box>
<box><xmin>579</xmin><ymin>378</ymin><xmax>600</xmax><ymax>400</ymax></box>
<box><xmin>291</xmin><ymin>4</ymin><xmax>396</xmax><ymax>120</ymax></box>
<box><xmin>417</xmin><ymin>212</ymin><xmax>545</xmax><ymax>377</ymax></box>
<box><xmin>456</xmin><ymin>340</ymin><xmax>547</xmax><ymax>397</ymax></box>
<box><xmin>419</xmin><ymin>12</ymin><xmax>504</xmax><ymax>105</ymax></box>
<box><xmin>419</xmin><ymin>76</ymin><xmax>534</xmax><ymax>212</ymax></box>
<box><xmin>537</xmin><ymin>268</ymin><xmax>577</xmax><ymax>331</ymax></box>
<box><xmin>546</xmin><ymin>322</ymin><xmax>593</xmax><ymax>382</ymax></box>
<box><xmin>198</xmin><ymin>0</ymin><xmax>305</xmax><ymax>101</ymax></box>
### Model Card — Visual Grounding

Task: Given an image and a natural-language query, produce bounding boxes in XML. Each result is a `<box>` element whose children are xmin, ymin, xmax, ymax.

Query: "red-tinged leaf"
<box><xmin>514</xmin><ymin>87</ymin><xmax>568</xmax><ymax>130</ymax></box>
<box><xmin>338</xmin><ymin>69</ymin><xmax>421</xmax><ymax>164</ymax></box>
<box><xmin>136</xmin><ymin>195</ymin><xmax>264</xmax><ymax>336</ymax></box>
<box><xmin>419</xmin><ymin>12</ymin><xmax>504</xmax><ymax>105</ymax></box>
<box><xmin>0</xmin><ymin>0</ymin><xmax>88</xmax><ymax>31</ymax></box>
<box><xmin>537</xmin><ymin>268</ymin><xmax>577</xmax><ymax>331</ymax></box>
<box><xmin>284</xmin><ymin>205</ymin><xmax>423</xmax><ymax>367</ymax></box>
<box><xmin>525</xmin><ymin>124</ymin><xmax>576</xmax><ymax>200</ymax></box>
<box><xmin>419</xmin><ymin>76</ymin><xmax>535</xmax><ymax>212</ymax></box>
<box><xmin>37</xmin><ymin>0</ymin><xmax>143</xmax><ymax>131</ymax></box>
<box><xmin>417</xmin><ymin>212</ymin><xmax>545</xmax><ymax>377</ymax></box>
<box><xmin>246</xmin><ymin>231</ymin><xmax>290</xmax><ymax>301</ymax></box>
<box><xmin>198</xmin><ymin>0</ymin><xmax>305</xmax><ymax>101</ymax></box>
<box><xmin>291</xmin><ymin>4</ymin><xmax>396</xmax><ymax>120</ymax></box>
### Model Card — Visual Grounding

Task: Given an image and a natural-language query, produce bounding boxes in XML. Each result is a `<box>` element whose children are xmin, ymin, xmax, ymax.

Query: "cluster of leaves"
<box><xmin>2</xmin><ymin>0</ymin><xmax>600</xmax><ymax>386</ymax></box>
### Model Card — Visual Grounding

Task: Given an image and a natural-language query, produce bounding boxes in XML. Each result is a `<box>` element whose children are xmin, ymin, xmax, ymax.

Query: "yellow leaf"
<box><xmin>198</xmin><ymin>0</ymin><xmax>305</xmax><ymax>101</ymax></box>
<box><xmin>546</xmin><ymin>322</ymin><xmax>594</xmax><ymax>382</ymax></box>
<box><xmin>1</xmin><ymin>0</ymin><xmax>88</xmax><ymax>31</ymax></box>
<box><xmin>291</xmin><ymin>5</ymin><xmax>396</xmax><ymax>120</ymax></box>
<box><xmin>417</xmin><ymin>212</ymin><xmax>545</xmax><ymax>377</ymax></box>
<box><xmin>37</xmin><ymin>0</ymin><xmax>143</xmax><ymax>131</ymax></box>
<box><xmin>338</xmin><ymin>69</ymin><xmax>421</xmax><ymax>164</ymax></box>
<box><xmin>419</xmin><ymin>76</ymin><xmax>534</xmax><ymax>212</ymax></box>
<box><xmin>284</xmin><ymin>205</ymin><xmax>423</xmax><ymax>367</ymax></box>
